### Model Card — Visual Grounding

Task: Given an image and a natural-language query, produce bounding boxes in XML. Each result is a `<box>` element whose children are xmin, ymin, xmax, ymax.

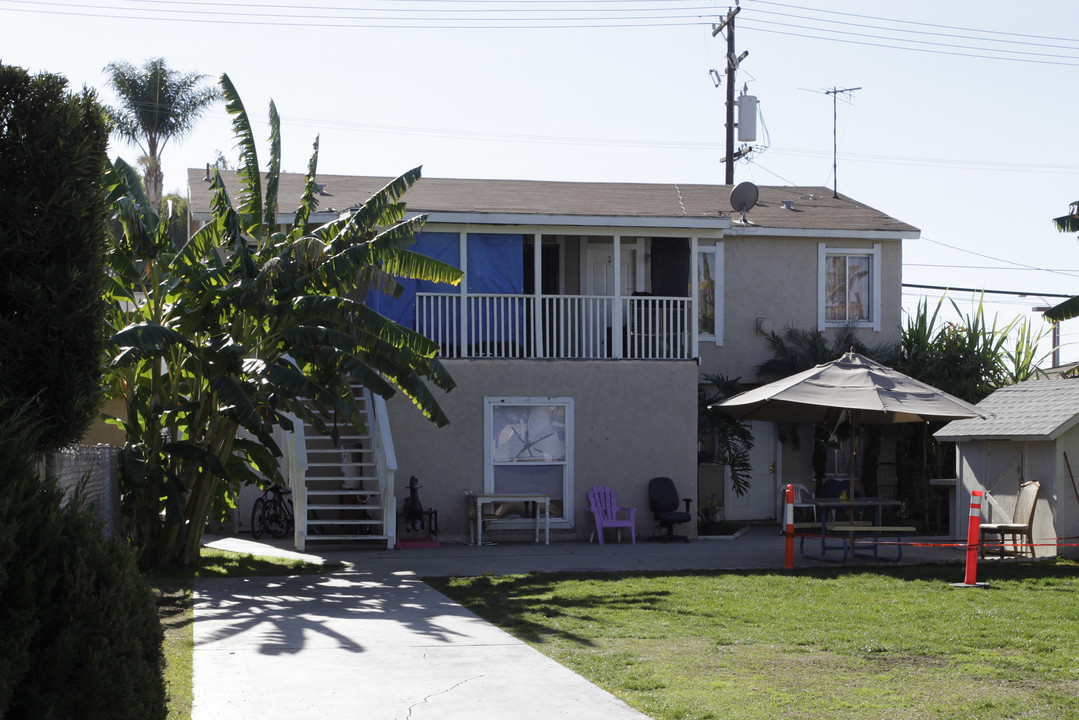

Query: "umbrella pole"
<box><xmin>850</xmin><ymin>410</ymin><xmax>858</xmax><ymax>504</ymax></box>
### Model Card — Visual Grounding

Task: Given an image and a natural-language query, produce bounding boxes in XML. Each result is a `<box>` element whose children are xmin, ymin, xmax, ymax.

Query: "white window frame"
<box><xmin>483</xmin><ymin>396</ymin><xmax>575</xmax><ymax>529</ymax></box>
<box><xmin>817</xmin><ymin>243</ymin><xmax>881</xmax><ymax>332</ymax></box>
<box><xmin>694</xmin><ymin>241</ymin><xmax>724</xmax><ymax>346</ymax></box>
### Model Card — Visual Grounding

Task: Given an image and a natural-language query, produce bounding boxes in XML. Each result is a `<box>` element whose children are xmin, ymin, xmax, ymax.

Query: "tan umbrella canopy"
<box><xmin>711</xmin><ymin>352</ymin><xmax>992</xmax><ymax>498</ymax></box>
<box><xmin>712</xmin><ymin>352</ymin><xmax>989</xmax><ymax>425</ymax></box>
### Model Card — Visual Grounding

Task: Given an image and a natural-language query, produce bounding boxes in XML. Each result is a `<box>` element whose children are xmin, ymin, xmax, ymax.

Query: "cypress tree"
<box><xmin>0</xmin><ymin>63</ymin><xmax>111</xmax><ymax>453</ymax></box>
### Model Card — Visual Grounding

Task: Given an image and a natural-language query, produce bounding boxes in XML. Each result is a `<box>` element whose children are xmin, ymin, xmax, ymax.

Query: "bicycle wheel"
<box><xmin>251</xmin><ymin>497</ymin><xmax>268</xmax><ymax>540</ymax></box>
<box><xmin>267</xmin><ymin>499</ymin><xmax>290</xmax><ymax>539</ymax></box>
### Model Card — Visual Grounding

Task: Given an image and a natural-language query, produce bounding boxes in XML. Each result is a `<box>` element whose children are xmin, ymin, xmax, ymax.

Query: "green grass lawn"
<box><xmin>431</xmin><ymin>561</ymin><xmax>1079</xmax><ymax>720</ymax></box>
<box><xmin>149</xmin><ymin>549</ymin><xmax>334</xmax><ymax>720</ymax></box>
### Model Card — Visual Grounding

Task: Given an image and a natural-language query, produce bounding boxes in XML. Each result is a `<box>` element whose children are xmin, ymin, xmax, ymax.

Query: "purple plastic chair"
<box><xmin>588</xmin><ymin>485</ymin><xmax>637</xmax><ymax>545</ymax></box>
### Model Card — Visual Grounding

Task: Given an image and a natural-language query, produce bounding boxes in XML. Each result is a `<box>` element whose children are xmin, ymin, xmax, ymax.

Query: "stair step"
<box><xmin>302</xmin><ymin>534</ymin><xmax>388</xmax><ymax>541</ymax></box>
<box><xmin>306</xmin><ymin>520</ymin><xmax>386</xmax><ymax>526</ymax></box>
<box><xmin>307</xmin><ymin>503</ymin><xmax>383</xmax><ymax>511</ymax></box>
<box><xmin>306</xmin><ymin>464</ymin><xmax>377</xmax><ymax>470</ymax></box>
<box><xmin>306</xmin><ymin>489</ymin><xmax>379</xmax><ymax>496</ymax></box>
<box><xmin>304</xmin><ymin>481</ymin><xmax>379</xmax><ymax>487</ymax></box>
<box><xmin>304</xmin><ymin>435</ymin><xmax>372</xmax><ymax>443</ymax></box>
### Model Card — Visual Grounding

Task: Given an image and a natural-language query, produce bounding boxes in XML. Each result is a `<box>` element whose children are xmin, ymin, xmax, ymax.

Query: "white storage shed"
<box><xmin>936</xmin><ymin>378</ymin><xmax>1079</xmax><ymax>559</ymax></box>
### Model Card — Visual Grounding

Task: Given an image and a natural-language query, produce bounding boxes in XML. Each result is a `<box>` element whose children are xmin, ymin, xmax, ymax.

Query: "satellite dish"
<box><xmin>730</xmin><ymin>182</ymin><xmax>759</xmax><ymax>223</ymax></box>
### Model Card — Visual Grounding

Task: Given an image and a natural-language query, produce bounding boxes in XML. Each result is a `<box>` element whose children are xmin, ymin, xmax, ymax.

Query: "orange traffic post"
<box><xmin>961</xmin><ymin>490</ymin><xmax>984</xmax><ymax>587</ymax></box>
<box><xmin>784</xmin><ymin>483</ymin><xmax>794</xmax><ymax>569</ymax></box>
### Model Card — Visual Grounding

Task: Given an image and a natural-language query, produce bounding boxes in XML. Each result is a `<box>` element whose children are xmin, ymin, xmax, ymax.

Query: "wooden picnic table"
<box><xmin>800</xmin><ymin>497</ymin><xmax>916</xmax><ymax>562</ymax></box>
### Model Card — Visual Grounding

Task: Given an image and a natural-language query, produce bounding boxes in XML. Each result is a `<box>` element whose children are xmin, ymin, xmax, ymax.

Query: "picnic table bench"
<box><xmin>798</xmin><ymin>498</ymin><xmax>916</xmax><ymax>562</ymax></box>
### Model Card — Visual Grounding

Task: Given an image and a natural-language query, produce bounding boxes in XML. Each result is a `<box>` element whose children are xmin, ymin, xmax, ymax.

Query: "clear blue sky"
<box><xmin>4</xmin><ymin>0</ymin><xmax>1078</xmax><ymax>364</ymax></box>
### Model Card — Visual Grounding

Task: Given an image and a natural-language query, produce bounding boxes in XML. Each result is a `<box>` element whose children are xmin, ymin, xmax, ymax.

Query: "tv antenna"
<box><xmin>824</xmin><ymin>86</ymin><xmax>860</xmax><ymax>198</ymax></box>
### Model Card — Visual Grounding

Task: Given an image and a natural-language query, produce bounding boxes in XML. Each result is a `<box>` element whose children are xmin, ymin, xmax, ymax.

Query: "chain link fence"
<box><xmin>47</xmin><ymin>444</ymin><xmax>122</xmax><ymax>538</ymax></box>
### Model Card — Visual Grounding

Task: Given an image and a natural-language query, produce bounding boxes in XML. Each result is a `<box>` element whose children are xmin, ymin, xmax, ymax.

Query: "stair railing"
<box><xmin>284</xmin><ymin>412</ymin><xmax>309</xmax><ymax>551</ymax></box>
<box><xmin>368</xmin><ymin>389</ymin><xmax>398</xmax><ymax>549</ymax></box>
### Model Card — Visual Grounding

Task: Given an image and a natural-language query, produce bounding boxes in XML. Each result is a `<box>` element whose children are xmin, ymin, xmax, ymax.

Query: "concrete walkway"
<box><xmin>194</xmin><ymin>529</ymin><xmax>966</xmax><ymax>720</ymax></box>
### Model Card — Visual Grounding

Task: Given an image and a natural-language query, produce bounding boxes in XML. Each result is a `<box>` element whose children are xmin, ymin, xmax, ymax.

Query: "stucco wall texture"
<box><xmin>386</xmin><ymin>358</ymin><xmax>699</xmax><ymax>544</ymax></box>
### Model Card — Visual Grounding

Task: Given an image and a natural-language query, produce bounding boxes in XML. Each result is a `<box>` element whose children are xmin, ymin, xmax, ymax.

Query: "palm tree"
<box><xmin>1045</xmin><ymin>201</ymin><xmax>1079</xmax><ymax>322</ymax></box>
<box><xmin>103</xmin><ymin>58</ymin><xmax>218</xmax><ymax>208</ymax></box>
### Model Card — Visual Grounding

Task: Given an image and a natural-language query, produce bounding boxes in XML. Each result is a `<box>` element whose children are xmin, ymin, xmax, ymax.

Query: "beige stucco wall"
<box><xmin>386</xmin><ymin>358</ymin><xmax>699</xmax><ymax>544</ymax></box>
<box><xmin>698</xmin><ymin>234</ymin><xmax>903</xmax><ymax>382</ymax></box>
<box><xmin>81</xmin><ymin>397</ymin><xmax>126</xmax><ymax>447</ymax></box>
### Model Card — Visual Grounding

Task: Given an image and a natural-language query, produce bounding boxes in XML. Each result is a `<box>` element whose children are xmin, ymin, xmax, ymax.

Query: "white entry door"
<box><xmin>724</xmin><ymin>421</ymin><xmax>778</xmax><ymax>521</ymax></box>
<box><xmin>584</xmin><ymin>245</ymin><xmax>635</xmax><ymax>356</ymax></box>
<box><xmin>585</xmin><ymin>245</ymin><xmax>635</xmax><ymax>299</ymax></box>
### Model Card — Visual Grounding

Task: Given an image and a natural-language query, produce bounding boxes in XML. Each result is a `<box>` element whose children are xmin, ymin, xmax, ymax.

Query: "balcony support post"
<box><xmin>458</xmin><ymin>231</ymin><xmax>469</xmax><ymax>357</ymax></box>
<box><xmin>533</xmin><ymin>233</ymin><xmax>543</xmax><ymax>358</ymax></box>
<box><xmin>612</xmin><ymin>235</ymin><xmax>623</xmax><ymax>359</ymax></box>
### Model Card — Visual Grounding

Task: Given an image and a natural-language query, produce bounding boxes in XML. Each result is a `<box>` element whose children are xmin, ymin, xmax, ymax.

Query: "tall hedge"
<box><xmin>0</xmin><ymin>64</ymin><xmax>111</xmax><ymax>453</ymax></box>
<box><xmin>0</xmin><ymin>406</ymin><xmax>167</xmax><ymax>719</ymax></box>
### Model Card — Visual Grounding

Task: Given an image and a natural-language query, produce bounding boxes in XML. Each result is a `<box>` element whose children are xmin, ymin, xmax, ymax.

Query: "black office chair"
<box><xmin>648</xmin><ymin>476</ymin><xmax>692</xmax><ymax>542</ymax></box>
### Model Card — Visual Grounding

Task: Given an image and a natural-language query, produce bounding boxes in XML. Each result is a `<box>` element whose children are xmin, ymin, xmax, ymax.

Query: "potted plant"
<box><xmin>699</xmin><ymin>495</ymin><xmax>726</xmax><ymax>535</ymax></box>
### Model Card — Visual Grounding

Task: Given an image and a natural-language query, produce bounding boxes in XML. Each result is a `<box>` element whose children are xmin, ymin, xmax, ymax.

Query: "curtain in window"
<box><xmin>825</xmin><ymin>255</ymin><xmax>871</xmax><ymax>323</ymax></box>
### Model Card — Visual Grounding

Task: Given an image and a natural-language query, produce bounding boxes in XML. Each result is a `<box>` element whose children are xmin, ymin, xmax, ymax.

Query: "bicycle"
<box><xmin>251</xmin><ymin>485</ymin><xmax>294</xmax><ymax>540</ymax></box>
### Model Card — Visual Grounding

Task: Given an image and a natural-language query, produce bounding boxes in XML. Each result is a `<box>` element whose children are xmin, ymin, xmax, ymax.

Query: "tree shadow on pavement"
<box><xmin>194</xmin><ymin>571</ymin><xmax>475</xmax><ymax>656</ymax></box>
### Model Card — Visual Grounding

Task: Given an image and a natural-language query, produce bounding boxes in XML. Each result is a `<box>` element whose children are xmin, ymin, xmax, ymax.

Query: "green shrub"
<box><xmin>0</xmin><ymin>63</ymin><xmax>110</xmax><ymax>453</ymax></box>
<box><xmin>0</xmin><ymin>409</ymin><xmax>166</xmax><ymax>719</ymax></box>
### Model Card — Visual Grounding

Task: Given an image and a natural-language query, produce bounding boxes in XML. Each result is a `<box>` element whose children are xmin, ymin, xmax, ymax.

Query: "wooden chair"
<box><xmin>980</xmin><ymin>480</ymin><xmax>1040</xmax><ymax>558</ymax></box>
<box><xmin>588</xmin><ymin>485</ymin><xmax>637</xmax><ymax>544</ymax></box>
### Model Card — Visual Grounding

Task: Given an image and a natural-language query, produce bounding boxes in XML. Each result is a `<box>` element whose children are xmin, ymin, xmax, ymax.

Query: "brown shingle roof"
<box><xmin>187</xmin><ymin>169</ymin><xmax>919</xmax><ymax>234</ymax></box>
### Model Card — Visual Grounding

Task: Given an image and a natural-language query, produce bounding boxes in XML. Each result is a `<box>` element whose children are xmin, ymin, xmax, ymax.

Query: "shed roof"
<box><xmin>935</xmin><ymin>378</ymin><xmax>1079</xmax><ymax>442</ymax></box>
<box><xmin>186</xmin><ymin>169</ymin><xmax>920</xmax><ymax>236</ymax></box>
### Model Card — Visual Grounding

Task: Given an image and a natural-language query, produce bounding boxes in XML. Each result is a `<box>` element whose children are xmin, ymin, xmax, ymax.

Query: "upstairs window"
<box><xmin>818</xmin><ymin>244</ymin><xmax>880</xmax><ymax>331</ymax></box>
<box><xmin>696</xmin><ymin>243</ymin><xmax>723</xmax><ymax>345</ymax></box>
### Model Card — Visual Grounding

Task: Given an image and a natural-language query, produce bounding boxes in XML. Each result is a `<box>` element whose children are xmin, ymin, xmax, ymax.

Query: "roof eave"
<box><xmin>725</xmin><ymin>227</ymin><xmax>919</xmax><ymax>240</ymax></box>
<box><xmin>419</xmin><ymin>211</ymin><xmax>732</xmax><ymax>230</ymax></box>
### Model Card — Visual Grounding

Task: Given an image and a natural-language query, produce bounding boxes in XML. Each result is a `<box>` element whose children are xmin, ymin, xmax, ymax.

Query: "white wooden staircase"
<box><xmin>288</xmin><ymin>387</ymin><xmax>397</xmax><ymax>551</ymax></box>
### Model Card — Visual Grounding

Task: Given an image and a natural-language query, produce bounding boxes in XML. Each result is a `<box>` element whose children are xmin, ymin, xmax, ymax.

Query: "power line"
<box><xmin>740</xmin><ymin>16</ymin><xmax>1079</xmax><ymax>62</ymax></box>
<box><xmin>920</xmin><ymin>237</ymin><xmax>1079</xmax><ymax>279</ymax></box>
<box><xmin>747</xmin><ymin>0</ymin><xmax>1079</xmax><ymax>45</ymax></box>
<box><xmin>907</xmin><ymin>262</ymin><xmax>1079</xmax><ymax>272</ymax></box>
<box><xmin>748</xmin><ymin>6</ymin><xmax>1079</xmax><ymax>52</ymax></box>
<box><xmin>737</xmin><ymin>24</ymin><xmax>1079</xmax><ymax>68</ymax></box>
<box><xmin>0</xmin><ymin>0</ymin><xmax>721</xmax><ymax>28</ymax></box>
<box><xmin>903</xmin><ymin>283</ymin><xmax>1072</xmax><ymax>299</ymax></box>
<box><xmin>103</xmin><ymin>99</ymin><xmax>1079</xmax><ymax>178</ymax></box>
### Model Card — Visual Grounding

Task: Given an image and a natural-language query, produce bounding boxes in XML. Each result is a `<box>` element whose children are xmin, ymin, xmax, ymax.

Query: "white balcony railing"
<box><xmin>415</xmin><ymin>292</ymin><xmax>694</xmax><ymax>360</ymax></box>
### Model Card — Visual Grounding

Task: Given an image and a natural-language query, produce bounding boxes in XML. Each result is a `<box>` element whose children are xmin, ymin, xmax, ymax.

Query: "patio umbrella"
<box><xmin>711</xmin><ymin>351</ymin><xmax>991</xmax><ymax>499</ymax></box>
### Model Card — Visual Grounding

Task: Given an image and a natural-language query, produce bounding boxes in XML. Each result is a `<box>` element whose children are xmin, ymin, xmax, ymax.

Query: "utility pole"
<box><xmin>713</xmin><ymin>5</ymin><xmax>747</xmax><ymax>185</ymax></box>
<box><xmin>824</xmin><ymin>86</ymin><xmax>860</xmax><ymax>198</ymax></box>
<box><xmin>1034</xmin><ymin>307</ymin><xmax>1062</xmax><ymax>368</ymax></box>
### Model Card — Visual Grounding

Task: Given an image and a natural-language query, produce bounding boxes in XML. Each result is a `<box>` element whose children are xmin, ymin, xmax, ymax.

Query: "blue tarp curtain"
<box><xmin>466</xmin><ymin>234</ymin><xmax>523</xmax><ymax>294</ymax></box>
<box><xmin>366</xmin><ymin>232</ymin><xmax>524</xmax><ymax>331</ymax></box>
<box><xmin>365</xmin><ymin>232</ymin><xmax>461</xmax><ymax>327</ymax></box>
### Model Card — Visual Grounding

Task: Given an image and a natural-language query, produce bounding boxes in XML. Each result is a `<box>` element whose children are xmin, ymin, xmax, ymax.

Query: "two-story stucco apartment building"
<box><xmin>188</xmin><ymin>170</ymin><xmax>918</xmax><ymax>548</ymax></box>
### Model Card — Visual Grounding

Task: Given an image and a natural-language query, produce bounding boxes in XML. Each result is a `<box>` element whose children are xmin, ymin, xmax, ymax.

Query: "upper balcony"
<box><xmin>416</xmin><ymin>292</ymin><xmax>694</xmax><ymax>360</ymax></box>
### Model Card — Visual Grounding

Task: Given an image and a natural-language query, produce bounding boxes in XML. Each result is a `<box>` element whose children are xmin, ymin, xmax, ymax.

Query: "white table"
<box><xmin>474</xmin><ymin>493</ymin><xmax>551</xmax><ymax>545</ymax></box>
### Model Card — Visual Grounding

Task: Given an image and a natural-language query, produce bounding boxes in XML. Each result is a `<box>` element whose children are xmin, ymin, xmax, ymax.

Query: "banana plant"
<box><xmin>103</xmin><ymin>74</ymin><xmax>462</xmax><ymax>569</ymax></box>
